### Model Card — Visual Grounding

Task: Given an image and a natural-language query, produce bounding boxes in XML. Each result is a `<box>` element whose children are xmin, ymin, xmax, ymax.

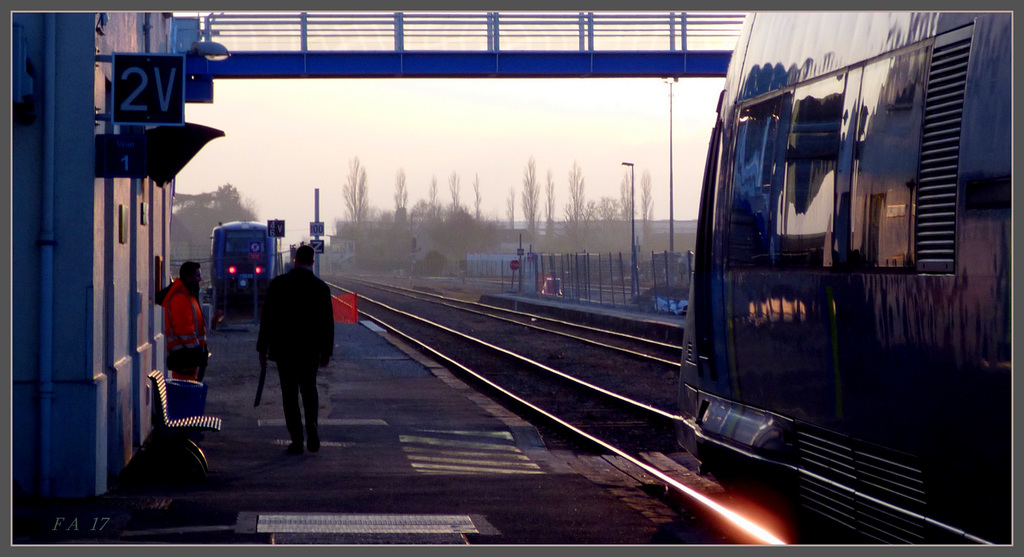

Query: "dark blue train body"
<box><xmin>676</xmin><ymin>12</ymin><xmax>1011</xmax><ymax>544</ymax></box>
<box><xmin>210</xmin><ymin>221</ymin><xmax>278</xmax><ymax>310</ymax></box>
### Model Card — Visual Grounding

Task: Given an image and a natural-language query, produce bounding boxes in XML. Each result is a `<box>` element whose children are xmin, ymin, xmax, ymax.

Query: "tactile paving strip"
<box><xmin>256</xmin><ymin>514</ymin><xmax>480</xmax><ymax>534</ymax></box>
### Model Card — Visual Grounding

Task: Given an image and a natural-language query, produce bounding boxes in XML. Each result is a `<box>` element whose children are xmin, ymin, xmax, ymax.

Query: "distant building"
<box><xmin>325</xmin><ymin>235</ymin><xmax>356</xmax><ymax>272</ymax></box>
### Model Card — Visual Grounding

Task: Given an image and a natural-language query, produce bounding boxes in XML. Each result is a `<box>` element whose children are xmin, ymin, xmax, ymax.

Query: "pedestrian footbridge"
<box><xmin>173</xmin><ymin>12</ymin><xmax>744</xmax><ymax>101</ymax></box>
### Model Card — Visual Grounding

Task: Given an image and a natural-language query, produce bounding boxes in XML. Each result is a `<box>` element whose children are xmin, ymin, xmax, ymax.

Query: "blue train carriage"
<box><xmin>676</xmin><ymin>12</ymin><xmax>1010</xmax><ymax>544</ymax></box>
<box><xmin>210</xmin><ymin>221</ymin><xmax>278</xmax><ymax>310</ymax></box>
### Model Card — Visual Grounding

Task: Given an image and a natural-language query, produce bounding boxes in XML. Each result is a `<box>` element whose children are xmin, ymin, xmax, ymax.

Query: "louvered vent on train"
<box><xmin>915</xmin><ymin>25</ymin><xmax>973</xmax><ymax>274</ymax></box>
<box><xmin>795</xmin><ymin>423</ymin><xmax>928</xmax><ymax>543</ymax></box>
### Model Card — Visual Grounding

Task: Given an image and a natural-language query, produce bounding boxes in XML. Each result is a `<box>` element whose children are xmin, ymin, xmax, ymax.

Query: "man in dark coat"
<box><xmin>257</xmin><ymin>244</ymin><xmax>335</xmax><ymax>454</ymax></box>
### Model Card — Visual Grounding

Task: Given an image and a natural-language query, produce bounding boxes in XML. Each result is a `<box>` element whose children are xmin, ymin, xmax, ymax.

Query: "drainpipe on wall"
<box><xmin>38</xmin><ymin>12</ymin><xmax>56</xmax><ymax>498</ymax></box>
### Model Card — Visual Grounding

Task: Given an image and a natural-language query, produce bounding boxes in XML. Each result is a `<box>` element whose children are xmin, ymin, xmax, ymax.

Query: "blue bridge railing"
<box><xmin>173</xmin><ymin>12</ymin><xmax>743</xmax><ymax>98</ymax></box>
<box><xmin>175</xmin><ymin>11</ymin><xmax>745</xmax><ymax>54</ymax></box>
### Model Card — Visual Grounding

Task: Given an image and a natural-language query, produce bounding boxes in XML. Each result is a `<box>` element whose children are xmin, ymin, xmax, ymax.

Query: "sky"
<box><xmin>174</xmin><ymin>47</ymin><xmax>727</xmax><ymax>247</ymax></box>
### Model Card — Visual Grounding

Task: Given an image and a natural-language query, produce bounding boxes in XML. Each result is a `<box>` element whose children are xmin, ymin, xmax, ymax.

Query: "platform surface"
<box><xmin>13</xmin><ymin>319</ymin><xmax>723</xmax><ymax>546</ymax></box>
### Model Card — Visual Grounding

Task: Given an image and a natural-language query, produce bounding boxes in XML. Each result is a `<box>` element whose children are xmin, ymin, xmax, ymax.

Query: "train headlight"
<box><xmin>255</xmin><ymin>266</ymin><xmax>263</xmax><ymax>274</ymax></box>
<box><xmin>687</xmin><ymin>387</ymin><xmax>796</xmax><ymax>457</ymax></box>
<box><xmin>228</xmin><ymin>265</ymin><xmax>237</xmax><ymax>274</ymax></box>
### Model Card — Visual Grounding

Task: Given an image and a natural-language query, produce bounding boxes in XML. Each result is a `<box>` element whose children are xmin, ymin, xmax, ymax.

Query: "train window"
<box><xmin>849</xmin><ymin>49</ymin><xmax>929</xmax><ymax>269</ymax></box>
<box><xmin>727</xmin><ymin>95</ymin><xmax>787</xmax><ymax>266</ymax></box>
<box><xmin>224</xmin><ymin>231</ymin><xmax>264</xmax><ymax>254</ymax></box>
<box><xmin>778</xmin><ymin>78</ymin><xmax>845</xmax><ymax>267</ymax></box>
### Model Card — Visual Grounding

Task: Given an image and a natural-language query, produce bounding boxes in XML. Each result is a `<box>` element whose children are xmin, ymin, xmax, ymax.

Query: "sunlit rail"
<box><xmin>329</xmin><ymin>280</ymin><xmax>784</xmax><ymax>544</ymax></box>
<box><xmin>175</xmin><ymin>11</ymin><xmax>745</xmax><ymax>54</ymax></box>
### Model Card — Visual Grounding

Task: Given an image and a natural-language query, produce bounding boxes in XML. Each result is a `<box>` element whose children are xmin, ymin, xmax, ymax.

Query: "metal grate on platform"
<box><xmin>256</xmin><ymin>514</ymin><xmax>480</xmax><ymax>534</ymax></box>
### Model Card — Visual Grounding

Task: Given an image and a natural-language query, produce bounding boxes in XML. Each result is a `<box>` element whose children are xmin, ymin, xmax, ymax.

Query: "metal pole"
<box><xmin>622</xmin><ymin>162</ymin><xmax>638</xmax><ymax>302</ymax></box>
<box><xmin>253</xmin><ymin>223</ymin><xmax>262</xmax><ymax>322</ymax></box>
<box><xmin>619</xmin><ymin>252</ymin><xmax>627</xmax><ymax>304</ymax></box>
<box><xmin>609</xmin><ymin>253</ymin><xmax>615</xmax><ymax>306</ymax></box>
<box><xmin>668</xmin><ymin>78</ymin><xmax>677</xmax><ymax>254</ymax></box>
<box><xmin>538</xmin><ymin>250</ymin><xmax>545</xmax><ymax>293</ymax></box>
<box><xmin>394</xmin><ymin>12</ymin><xmax>405</xmax><ymax>52</ymax></box>
<box><xmin>585</xmin><ymin>252</ymin><xmax>591</xmax><ymax>302</ymax></box>
<box><xmin>651</xmin><ymin>251</ymin><xmax>658</xmax><ymax>310</ymax></box>
<box><xmin>574</xmin><ymin>253</ymin><xmax>580</xmax><ymax>301</ymax></box>
<box><xmin>553</xmin><ymin>254</ymin><xmax>560</xmax><ymax>298</ymax></box>
<box><xmin>253</xmin><ymin>262</ymin><xmax>258</xmax><ymax>322</ymax></box>
<box><xmin>300</xmin><ymin>12</ymin><xmax>308</xmax><ymax>52</ymax></box>
<box><xmin>314</xmin><ymin>188</ymin><xmax>321</xmax><ymax>277</ymax></box>
<box><xmin>618</xmin><ymin>160</ymin><xmax>634</xmax><ymax>303</ymax></box>
<box><xmin>562</xmin><ymin>254</ymin><xmax>567</xmax><ymax>300</ymax></box>
<box><xmin>664</xmin><ymin>251</ymin><xmax>670</xmax><ymax>295</ymax></box>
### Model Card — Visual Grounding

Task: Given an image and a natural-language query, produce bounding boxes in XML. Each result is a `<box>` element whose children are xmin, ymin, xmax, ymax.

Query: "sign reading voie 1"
<box><xmin>95</xmin><ymin>134</ymin><xmax>146</xmax><ymax>178</ymax></box>
<box><xmin>112</xmin><ymin>53</ymin><xmax>185</xmax><ymax>126</ymax></box>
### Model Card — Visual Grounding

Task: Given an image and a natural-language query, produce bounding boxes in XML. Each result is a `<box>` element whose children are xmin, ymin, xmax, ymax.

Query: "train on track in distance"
<box><xmin>675</xmin><ymin>12</ymin><xmax>1011</xmax><ymax>544</ymax></box>
<box><xmin>210</xmin><ymin>221</ymin><xmax>279</xmax><ymax>312</ymax></box>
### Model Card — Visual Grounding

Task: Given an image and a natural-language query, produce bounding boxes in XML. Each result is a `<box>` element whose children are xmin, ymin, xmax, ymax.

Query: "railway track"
<box><xmin>329</xmin><ymin>276</ymin><xmax>681</xmax><ymax>414</ymax></box>
<box><xmin>325</xmin><ymin>276</ymin><xmax>786</xmax><ymax>545</ymax></box>
<box><xmin>340</xmin><ymin>275</ymin><xmax>684</xmax><ymax>367</ymax></box>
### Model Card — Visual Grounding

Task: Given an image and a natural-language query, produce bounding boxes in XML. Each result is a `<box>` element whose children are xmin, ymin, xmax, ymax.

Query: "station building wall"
<box><xmin>12</xmin><ymin>12</ymin><xmax>178</xmax><ymax>498</ymax></box>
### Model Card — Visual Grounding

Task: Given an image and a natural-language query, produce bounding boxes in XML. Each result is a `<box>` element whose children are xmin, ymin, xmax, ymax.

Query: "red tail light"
<box><xmin>255</xmin><ymin>266</ymin><xmax>263</xmax><ymax>274</ymax></box>
<box><xmin>228</xmin><ymin>265</ymin><xmax>237</xmax><ymax>274</ymax></box>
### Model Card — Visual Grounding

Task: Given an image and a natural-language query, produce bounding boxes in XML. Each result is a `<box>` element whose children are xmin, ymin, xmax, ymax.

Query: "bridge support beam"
<box><xmin>185</xmin><ymin>50</ymin><xmax>730</xmax><ymax>81</ymax></box>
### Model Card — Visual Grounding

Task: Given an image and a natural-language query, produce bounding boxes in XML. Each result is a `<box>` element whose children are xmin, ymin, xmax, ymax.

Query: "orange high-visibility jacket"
<box><xmin>161</xmin><ymin>278</ymin><xmax>207</xmax><ymax>375</ymax></box>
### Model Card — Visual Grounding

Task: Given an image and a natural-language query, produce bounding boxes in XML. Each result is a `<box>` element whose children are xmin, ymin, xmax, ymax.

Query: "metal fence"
<box><xmin>184</xmin><ymin>11</ymin><xmax>745</xmax><ymax>53</ymax></box>
<box><xmin>535</xmin><ymin>250</ymin><xmax>691</xmax><ymax>313</ymax></box>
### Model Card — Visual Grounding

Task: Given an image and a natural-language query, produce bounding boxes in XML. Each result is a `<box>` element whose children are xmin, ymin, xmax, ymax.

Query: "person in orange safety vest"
<box><xmin>161</xmin><ymin>261</ymin><xmax>209</xmax><ymax>381</ymax></box>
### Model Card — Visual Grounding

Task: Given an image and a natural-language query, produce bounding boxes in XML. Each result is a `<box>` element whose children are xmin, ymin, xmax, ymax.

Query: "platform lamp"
<box><xmin>189</xmin><ymin>40</ymin><xmax>230</xmax><ymax>61</ymax></box>
<box><xmin>621</xmin><ymin>162</ymin><xmax>639</xmax><ymax>303</ymax></box>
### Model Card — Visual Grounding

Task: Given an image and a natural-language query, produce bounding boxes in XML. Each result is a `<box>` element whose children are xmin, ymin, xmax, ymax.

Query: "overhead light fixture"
<box><xmin>190</xmin><ymin>40</ymin><xmax>230</xmax><ymax>61</ymax></box>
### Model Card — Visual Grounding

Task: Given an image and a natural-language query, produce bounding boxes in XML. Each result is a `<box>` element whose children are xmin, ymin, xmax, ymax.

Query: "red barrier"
<box><xmin>332</xmin><ymin>293</ymin><xmax>358</xmax><ymax>323</ymax></box>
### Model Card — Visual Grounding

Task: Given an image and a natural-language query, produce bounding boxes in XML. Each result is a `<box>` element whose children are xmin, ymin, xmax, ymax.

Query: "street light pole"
<box><xmin>621</xmin><ymin>162</ymin><xmax>637</xmax><ymax>303</ymax></box>
<box><xmin>667</xmin><ymin>77</ymin><xmax>677</xmax><ymax>254</ymax></box>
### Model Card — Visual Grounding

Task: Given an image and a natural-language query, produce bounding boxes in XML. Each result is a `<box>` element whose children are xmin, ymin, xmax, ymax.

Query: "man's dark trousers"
<box><xmin>277</xmin><ymin>357</ymin><xmax>319</xmax><ymax>448</ymax></box>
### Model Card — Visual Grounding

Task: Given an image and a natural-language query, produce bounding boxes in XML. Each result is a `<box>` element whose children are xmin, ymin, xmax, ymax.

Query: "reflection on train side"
<box><xmin>745</xmin><ymin>296</ymin><xmax>808</xmax><ymax>325</ymax></box>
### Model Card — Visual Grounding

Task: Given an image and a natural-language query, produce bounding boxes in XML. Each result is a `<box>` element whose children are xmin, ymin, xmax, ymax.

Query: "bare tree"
<box><xmin>596</xmin><ymin>197</ymin><xmax>621</xmax><ymax>222</ymax></box>
<box><xmin>394</xmin><ymin>169</ymin><xmax>408</xmax><ymax>212</ymax></box>
<box><xmin>473</xmin><ymin>173</ymin><xmax>482</xmax><ymax>221</ymax></box>
<box><xmin>620</xmin><ymin>170</ymin><xmax>632</xmax><ymax>222</ymax></box>
<box><xmin>343</xmin><ymin>157</ymin><xmax>370</xmax><ymax>225</ymax></box>
<box><xmin>585</xmin><ymin>199</ymin><xmax>599</xmax><ymax>230</ymax></box>
<box><xmin>544</xmin><ymin>169</ymin><xmax>556</xmax><ymax>240</ymax></box>
<box><xmin>448</xmin><ymin>171</ymin><xmax>462</xmax><ymax>213</ymax></box>
<box><xmin>506</xmin><ymin>185</ymin><xmax>516</xmax><ymax>229</ymax></box>
<box><xmin>640</xmin><ymin>169</ymin><xmax>653</xmax><ymax>245</ymax></box>
<box><xmin>520</xmin><ymin>156</ymin><xmax>539</xmax><ymax>239</ymax></box>
<box><xmin>563</xmin><ymin>161</ymin><xmax>587</xmax><ymax>246</ymax></box>
<box><xmin>428</xmin><ymin>175</ymin><xmax>440</xmax><ymax>220</ymax></box>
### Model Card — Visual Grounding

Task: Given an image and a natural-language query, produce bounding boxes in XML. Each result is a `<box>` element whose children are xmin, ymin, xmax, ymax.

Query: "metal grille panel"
<box><xmin>795</xmin><ymin>426</ymin><xmax>927</xmax><ymax>543</ymax></box>
<box><xmin>916</xmin><ymin>26</ymin><xmax>973</xmax><ymax>273</ymax></box>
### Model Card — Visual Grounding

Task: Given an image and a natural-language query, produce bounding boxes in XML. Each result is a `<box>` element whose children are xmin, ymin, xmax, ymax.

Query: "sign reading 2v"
<box><xmin>112</xmin><ymin>53</ymin><xmax>185</xmax><ymax>126</ymax></box>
